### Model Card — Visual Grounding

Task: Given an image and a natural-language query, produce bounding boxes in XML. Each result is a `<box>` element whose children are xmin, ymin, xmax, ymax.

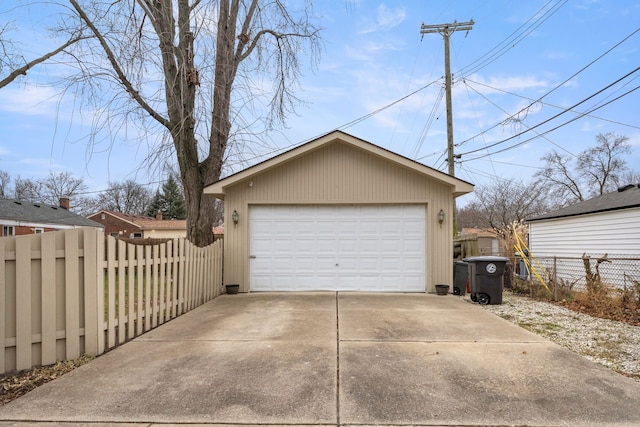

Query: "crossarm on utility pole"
<box><xmin>420</xmin><ymin>19</ymin><xmax>474</xmax><ymax>235</ymax></box>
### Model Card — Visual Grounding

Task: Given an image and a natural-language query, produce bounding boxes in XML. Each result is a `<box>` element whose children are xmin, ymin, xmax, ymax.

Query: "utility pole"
<box><xmin>421</xmin><ymin>20</ymin><xmax>474</xmax><ymax>236</ymax></box>
<box><xmin>420</xmin><ymin>20</ymin><xmax>474</xmax><ymax>176</ymax></box>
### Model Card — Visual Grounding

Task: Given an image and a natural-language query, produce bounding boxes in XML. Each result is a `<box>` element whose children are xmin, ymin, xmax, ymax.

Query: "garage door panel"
<box><xmin>338</xmin><ymin>239</ymin><xmax>359</xmax><ymax>254</ymax></box>
<box><xmin>249</xmin><ymin>205</ymin><xmax>425</xmax><ymax>292</ymax></box>
<box><xmin>297</xmin><ymin>275</ymin><xmax>335</xmax><ymax>290</ymax></box>
<box><xmin>293</xmin><ymin>220</ymin><xmax>316</xmax><ymax>236</ymax></box>
<box><xmin>295</xmin><ymin>238</ymin><xmax>316</xmax><ymax>254</ymax></box>
<box><xmin>315</xmin><ymin>221</ymin><xmax>335</xmax><ymax>235</ymax></box>
<box><xmin>359</xmin><ymin>239</ymin><xmax>381</xmax><ymax>253</ymax></box>
<box><xmin>316</xmin><ymin>238</ymin><xmax>337</xmax><ymax>255</ymax></box>
<box><xmin>402</xmin><ymin>238</ymin><xmax>424</xmax><ymax>251</ymax></box>
<box><xmin>337</xmin><ymin>220</ymin><xmax>358</xmax><ymax>235</ymax></box>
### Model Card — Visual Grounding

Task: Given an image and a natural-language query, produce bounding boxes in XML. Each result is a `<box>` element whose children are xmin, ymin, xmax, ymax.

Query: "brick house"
<box><xmin>88</xmin><ymin>210</ymin><xmax>224</xmax><ymax>241</ymax></box>
<box><xmin>0</xmin><ymin>197</ymin><xmax>103</xmax><ymax>236</ymax></box>
<box><xmin>86</xmin><ymin>210</ymin><xmax>184</xmax><ymax>239</ymax></box>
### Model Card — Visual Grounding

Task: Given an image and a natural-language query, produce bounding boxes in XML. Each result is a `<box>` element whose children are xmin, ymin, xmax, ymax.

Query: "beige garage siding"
<box><xmin>221</xmin><ymin>141</ymin><xmax>455</xmax><ymax>293</ymax></box>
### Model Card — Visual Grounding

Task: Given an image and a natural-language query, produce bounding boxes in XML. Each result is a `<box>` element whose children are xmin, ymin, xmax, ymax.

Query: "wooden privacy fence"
<box><xmin>1</xmin><ymin>228</ymin><xmax>224</xmax><ymax>374</ymax></box>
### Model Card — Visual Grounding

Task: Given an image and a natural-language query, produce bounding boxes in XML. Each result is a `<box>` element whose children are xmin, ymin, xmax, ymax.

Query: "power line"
<box><xmin>456</xmin><ymin>0</ymin><xmax>568</xmax><ymax>77</ymax></box>
<box><xmin>410</xmin><ymin>85</ymin><xmax>445</xmax><ymax>158</ymax></box>
<box><xmin>462</xmin><ymin>78</ymin><xmax>640</xmax><ymax>131</ymax></box>
<box><xmin>463</xmin><ymin>82</ymin><xmax>640</xmax><ymax>161</ymax></box>
<box><xmin>458</xmin><ymin>66</ymin><xmax>640</xmax><ymax>157</ymax></box>
<box><xmin>462</xmin><ymin>79</ymin><xmax>577</xmax><ymax>158</ymax></box>
<box><xmin>221</xmin><ymin>79</ymin><xmax>443</xmax><ymax>171</ymax></box>
<box><xmin>457</xmin><ymin>25</ymin><xmax>640</xmax><ymax>147</ymax></box>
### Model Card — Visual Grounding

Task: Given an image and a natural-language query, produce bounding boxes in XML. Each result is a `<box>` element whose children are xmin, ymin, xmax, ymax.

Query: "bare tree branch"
<box><xmin>0</xmin><ymin>34</ymin><xmax>86</xmax><ymax>89</ymax></box>
<box><xmin>69</xmin><ymin>0</ymin><xmax>170</xmax><ymax>129</ymax></box>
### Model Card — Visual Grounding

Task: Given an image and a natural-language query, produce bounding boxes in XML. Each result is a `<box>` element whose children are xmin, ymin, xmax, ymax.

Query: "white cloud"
<box><xmin>343</xmin><ymin>39</ymin><xmax>405</xmax><ymax>61</ymax></box>
<box><xmin>0</xmin><ymin>85</ymin><xmax>61</xmax><ymax>116</ymax></box>
<box><xmin>375</xmin><ymin>4</ymin><xmax>406</xmax><ymax>30</ymax></box>
<box><xmin>358</xmin><ymin>4</ymin><xmax>406</xmax><ymax>34</ymax></box>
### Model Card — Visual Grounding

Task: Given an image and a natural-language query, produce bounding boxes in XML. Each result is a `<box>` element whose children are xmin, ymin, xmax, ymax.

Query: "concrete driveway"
<box><xmin>1</xmin><ymin>292</ymin><xmax>640</xmax><ymax>426</ymax></box>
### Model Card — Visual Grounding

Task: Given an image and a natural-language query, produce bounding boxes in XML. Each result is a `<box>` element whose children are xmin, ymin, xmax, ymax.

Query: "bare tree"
<box><xmin>0</xmin><ymin>170</ymin><xmax>10</xmax><ymax>198</ymax></box>
<box><xmin>535</xmin><ymin>132</ymin><xmax>632</xmax><ymax>205</ymax></box>
<box><xmin>13</xmin><ymin>176</ymin><xmax>42</xmax><ymax>202</ymax></box>
<box><xmin>63</xmin><ymin>0</ymin><xmax>321</xmax><ymax>246</ymax></box>
<box><xmin>13</xmin><ymin>171</ymin><xmax>94</xmax><ymax>214</ymax></box>
<box><xmin>466</xmin><ymin>178</ymin><xmax>553</xmax><ymax>230</ymax></box>
<box><xmin>39</xmin><ymin>171</ymin><xmax>88</xmax><ymax>205</ymax></box>
<box><xmin>620</xmin><ymin>170</ymin><xmax>640</xmax><ymax>186</ymax></box>
<box><xmin>95</xmin><ymin>180</ymin><xmax>152</xmax><ymax>214</ymax></box>
<box><xmin>535</xmin><ymin>150</ymin><xmax>584</xmax><ymax>204</ymax></box>
<box><xmin>457</xmin><ymin>201</ymin><xmax>491</xmax><ymax>230</ymax></box>
<box><xmin>577</xmin><ymin>132</ymin><xmax>631</xmax><ymax>197</ymax></box>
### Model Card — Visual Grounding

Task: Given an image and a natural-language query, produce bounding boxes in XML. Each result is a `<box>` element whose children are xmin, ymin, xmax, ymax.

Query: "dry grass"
<box><xmin>0</xmin><ymin>356</ymin><xmax>94</xmax><ymax>406</ymax></box>
<box><xmin>511</xmin><ymin>277</ymin><xmax>640</xmax><ymax>326</ymax></box>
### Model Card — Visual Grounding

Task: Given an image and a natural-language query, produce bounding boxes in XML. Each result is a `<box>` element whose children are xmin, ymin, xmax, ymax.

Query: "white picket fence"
<box><xmin>1</xmin><ymin>228</ymin><xmax>224</xmax><ymax>374</ymax></box>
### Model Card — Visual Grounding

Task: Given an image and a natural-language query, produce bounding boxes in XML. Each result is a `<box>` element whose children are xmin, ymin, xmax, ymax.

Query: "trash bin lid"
<box><xmin>463</xmin><ymin>256</ymin><xmax>509</xmax><ymax>263</ymax></box>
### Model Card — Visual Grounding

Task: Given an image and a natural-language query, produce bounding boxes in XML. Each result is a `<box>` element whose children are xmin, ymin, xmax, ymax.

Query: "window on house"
<box><xmin>110</xmin><ymin>232</ymin><xmax>119</xmax><ymax>238</ymax></box>
<box><xmin>3</xmin><ymin>226</ymin><xmax>15</xmax><ymax>236</ymax></box>
<box><xmin>34</xmin><ymin>228</ymin><xmax>44</xmax><ymax>234</ymax></box>
<box><xmin>132</xmin><ymin>232</ymin><xmax>143</xmax><ymax>239</ymax></box>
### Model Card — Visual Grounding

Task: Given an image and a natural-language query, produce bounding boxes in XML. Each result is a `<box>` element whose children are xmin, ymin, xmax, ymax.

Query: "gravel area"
<box><xmin>472</xmin><ymin>292</ymin><xmax>640</xmax><ymax>381</ymax></box>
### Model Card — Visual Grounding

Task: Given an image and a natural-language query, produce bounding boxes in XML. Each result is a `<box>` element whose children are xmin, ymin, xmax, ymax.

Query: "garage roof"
<box><xmin>204</xmin><ymin>130</ymin><xmax>474</xmax><ymax>198</ymax></box>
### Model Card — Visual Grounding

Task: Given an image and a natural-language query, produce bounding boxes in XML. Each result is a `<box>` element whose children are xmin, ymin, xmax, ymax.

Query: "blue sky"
<box><xmin>1</xmin><ymin>0</ymin><xmax>639</xmax><ymax>206</ymax></box>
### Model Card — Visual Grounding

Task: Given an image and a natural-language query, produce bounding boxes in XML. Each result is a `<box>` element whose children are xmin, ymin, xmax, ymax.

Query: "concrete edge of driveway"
<box><xmin>0</xmin><ymin>293</ymin><xmax>639</xmax><ymax>427</ymax></box>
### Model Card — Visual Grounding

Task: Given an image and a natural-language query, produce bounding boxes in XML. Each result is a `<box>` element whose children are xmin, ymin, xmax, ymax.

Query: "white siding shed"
<box><xmin>527</xmin><ymin>184</ymin><xmax>640</xmax><ymax>288</ymax></box>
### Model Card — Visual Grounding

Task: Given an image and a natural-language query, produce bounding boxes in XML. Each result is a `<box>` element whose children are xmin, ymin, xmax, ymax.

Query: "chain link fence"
<box><xmin>508</xmin><ymin>254</ymin><xmax>640</xmax><ymax>300</ymax></box>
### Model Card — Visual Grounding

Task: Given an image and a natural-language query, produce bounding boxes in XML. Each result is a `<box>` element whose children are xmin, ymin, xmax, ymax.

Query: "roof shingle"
<box><xmin>0</xmin><ymin>198</ymin><xmax>103</xmax><ymax>228</ymax></box>
<box><xmin>528</xmin><ymin>184</ymin><xmax>640</xmax><ymax>221</ymax></box>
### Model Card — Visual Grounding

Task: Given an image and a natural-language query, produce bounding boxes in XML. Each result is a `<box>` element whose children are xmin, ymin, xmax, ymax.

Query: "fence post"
<box><xmin>553</xmin><ymin>256</ymin><xmax>558</xmax><ymax>301</ymax></box>
<box><xmin>0</xmin><ymin>238</ymin><xmax>5</xmax><ymax>374</ymax></box>
<box><xmin>82</xmin><ymin>228</ymin><xmax>99</xmax><ymax>357</ymax></box>
<box><xmin>41</xmin><ymin>232</ymin><xmax>57</xmax><ymax>366</ymax></box>
<box><xmin>96</xmin><ymin>229</ymin><xmax>105</xmax><ymax>355</ymax></box>
<box><xmin>15</xmin><ymin>236</ymin><xmax>32</xmax><ymax>371</ymax></box>
<box><xmin>65</xmin><ymin>229</ymin><xmax>81</xmax><ymax>360</ymax></box>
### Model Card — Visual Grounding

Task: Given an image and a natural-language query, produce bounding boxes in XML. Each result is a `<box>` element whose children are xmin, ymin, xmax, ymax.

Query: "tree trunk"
<box><xmin>182</xmin><ymin>169</ymin><xmax>216</xmax><ymax>247</ymax></box>
<box><xmin>68</xmin><ymin>0</ymin><xmax>320</xmax><ymax>246</ymax></box>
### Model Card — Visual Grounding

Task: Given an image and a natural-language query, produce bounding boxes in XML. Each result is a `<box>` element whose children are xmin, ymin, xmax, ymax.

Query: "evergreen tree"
<box><xmin>146</xmin><ymin>175</ymin><xmax>186</xmax><ymax>220</ymax></box>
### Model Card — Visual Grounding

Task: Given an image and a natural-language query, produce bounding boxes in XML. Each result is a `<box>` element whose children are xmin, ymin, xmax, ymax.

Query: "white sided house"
<box><xmin>527</xmin><ymin>184</ymin><xmax>640</xmax><ymax>288</ymax></box>
<box><xmin>204</xmin><ymin>130</ymin><xmax>474</xmax><ymax>293</ymax></box>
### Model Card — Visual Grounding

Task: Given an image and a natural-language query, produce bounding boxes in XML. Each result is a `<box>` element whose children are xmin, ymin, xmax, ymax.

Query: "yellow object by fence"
<box><xmin>513</xmin><ymin>223</ymin><xmax>550</xmax><ymax>292</ymax></box>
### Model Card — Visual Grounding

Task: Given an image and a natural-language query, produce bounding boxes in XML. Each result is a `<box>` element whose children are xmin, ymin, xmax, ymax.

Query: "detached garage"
<box><xmin>204</xmin><ymin>131</ymin><xmax>473</xmax><ymax>293</ymax></box>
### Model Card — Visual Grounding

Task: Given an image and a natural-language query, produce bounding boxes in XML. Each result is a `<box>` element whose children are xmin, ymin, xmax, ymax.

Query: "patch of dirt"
<box><xmin>0</xmin><ymin>356</ymin><xmax>93</xmax><ymax>406</ymax></box>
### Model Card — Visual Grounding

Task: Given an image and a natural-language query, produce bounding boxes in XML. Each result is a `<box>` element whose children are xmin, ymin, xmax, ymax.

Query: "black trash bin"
<box><xmin>452</xmin><ymin>261</ymin><xmax>469</xmax><ymax>296</ymax></box>
<box><xmin>464</xmin><ymin>256</ymin><xmax>508</xmax><ymax>305</ymax></box>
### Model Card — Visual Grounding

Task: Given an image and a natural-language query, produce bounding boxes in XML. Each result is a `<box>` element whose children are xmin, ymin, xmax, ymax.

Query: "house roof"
<box><xmin>527</xmin><ymin>184</ymin><xmax>640</xmax><ymax>222</ymax></box>
<box><xmin>89</xmin><ymin>210</ymin><xmax>187</xmax><ymax>230</ymax></box>
<box><xmin>204</xmin><ymin>130</ymin><xmax>474</xmax><ymax>198</ymax></box>
<box><xmin>0</xmin><ymin>198</ymin><xmax>103</xmax><ymax>229</ymax></box>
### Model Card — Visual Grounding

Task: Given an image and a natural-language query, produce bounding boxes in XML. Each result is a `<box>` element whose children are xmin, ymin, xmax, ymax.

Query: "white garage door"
<box><xmin>249</xmin><ymin>205</ymin><xmax>426</xmax><ymax>292</ymax></box>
